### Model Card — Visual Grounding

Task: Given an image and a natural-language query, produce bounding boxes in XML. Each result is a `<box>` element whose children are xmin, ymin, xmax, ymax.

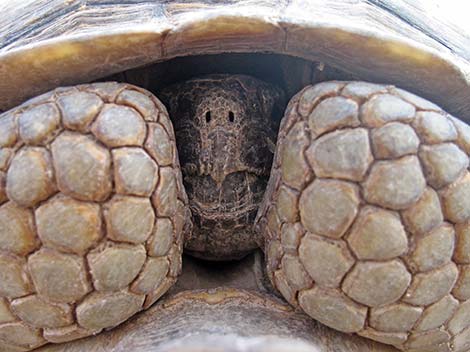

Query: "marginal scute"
<box><xmin>76</xmin><ymin>291</ymin><xmax>144</xmax><ymax>331</ymax></box>
<box><xmin>306</xmin><ymin>128</ymin><xmax>372</xmax><ymax>181</ymax></box>
<box><xmin>362</xmin><ymin>156</ymin><xmax>426</xmax><ymax>210</ymax></box>
<box><xmin>299</xmin><ymin>233</ymin><xmax>354</xmax><ymax>288</ymax></box>
<box><xmin>87</xmin><ymin>243</ymin><xmax>146</xmax><ymax>292</ymax></box>
<box><xmin>57</xmin><ymin>92</ymin><xmax>103</xmax><ymax>132</ymax></box>
<box><xmin>419</xmin><ymin>143</ymin><xmax>468</xmax><ymax>189</ymax></box>
<box><xmin>36</xmin><ymin>196</ymin><xmax>102</xmax><ymax>254</ymax></box>
<box><xmin>298</xmin><ymin>286</ymin><xmax>367</xmax><ymax>333</ymax></box>
<box><xmin>91</xmin><ymin>104</ymin><xmax>146</xmax><ymax>147</ymax></box>
<box><xmin>6</xmin><ymin>147</ymin><xmax>56</xmax><ymax>207</ymax></box>
<box><xmin>52</xmin><ymin>132</ymin><xmax>112</xmax><ymax>202</ymax></box>
<box><xmin>299</xmin><ymin>179</ymin><xmax>359</xmax><ymax>239</ymax></box>
<box><xmin>342</xmin><ymin>260</ymin><xmax>411</xmax><ymax>307</ymax></box>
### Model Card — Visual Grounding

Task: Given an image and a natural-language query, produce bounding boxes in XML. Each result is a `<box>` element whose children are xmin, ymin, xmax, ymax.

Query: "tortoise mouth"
<box><xmin>184</xmin><ymin>170</ymin><xmax>268</xmax><ymax>219</ymax></box>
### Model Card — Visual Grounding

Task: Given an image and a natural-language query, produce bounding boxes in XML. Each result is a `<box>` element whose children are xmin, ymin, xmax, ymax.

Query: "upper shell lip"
<box><xmin>0</xmin><ymin>2</ymin><xmax>469</xmax><ymax>122</ymax></box>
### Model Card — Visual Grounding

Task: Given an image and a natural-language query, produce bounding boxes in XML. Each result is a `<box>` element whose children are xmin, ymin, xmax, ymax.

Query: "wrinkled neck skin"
<box><xmin>161</xmin><ymin>74</ymin><xmax>282</xmax><ymax>260</ymax></box>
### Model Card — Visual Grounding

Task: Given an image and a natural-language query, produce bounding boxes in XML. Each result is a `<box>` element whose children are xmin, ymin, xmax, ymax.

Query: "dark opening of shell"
<box><xmin>99</xmin><ymin>53</ymin><xmax>357</xmax><ymax>261</ymax></box>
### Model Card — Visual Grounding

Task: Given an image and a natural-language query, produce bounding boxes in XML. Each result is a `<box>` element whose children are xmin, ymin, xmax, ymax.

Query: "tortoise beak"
<box><xmin>204</xmin><ymin>128</ymin><xmax>238</xmax><ymax>185</ymax></box>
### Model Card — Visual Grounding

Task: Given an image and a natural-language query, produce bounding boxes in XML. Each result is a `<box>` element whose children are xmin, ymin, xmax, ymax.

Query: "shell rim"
<box><xmin>0</xmin><ymin>9</ymin><xmax>469</xmax><ymax>121</ymax></box>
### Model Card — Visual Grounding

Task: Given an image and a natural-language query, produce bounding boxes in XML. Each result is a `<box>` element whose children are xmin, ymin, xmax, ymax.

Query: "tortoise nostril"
<box><xmin>228</xmin><ymin>111</ymin><xmax>235</xmax><ymax>122</ymax></box>
<box><xmin>205</xmin><ymin>111</ymin><xmax>211</xmax><ymax>123</ymax></box>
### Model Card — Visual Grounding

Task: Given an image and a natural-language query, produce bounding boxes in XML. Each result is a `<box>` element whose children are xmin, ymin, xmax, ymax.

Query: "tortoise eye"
<box><xmin>228</xmin><ymin>111</ymin><xmax>235</xmax><ymax>122</ymax></box>
<box><xmin>205</xmin><ymin>111</ymin><xmax>211</xmax><ymax>123</ymax></box>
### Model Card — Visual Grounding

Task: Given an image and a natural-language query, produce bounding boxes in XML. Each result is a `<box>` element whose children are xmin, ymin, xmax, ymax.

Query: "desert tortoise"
<box><xmin>1</xmin><ymin>1</ymin><xmax>470</xmax><ymax>352</ymax></box>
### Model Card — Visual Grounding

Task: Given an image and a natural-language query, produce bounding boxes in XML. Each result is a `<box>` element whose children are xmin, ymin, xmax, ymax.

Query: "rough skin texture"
<box><xmin>257</xmin><ymin>81</ymin><xmax>470</xmax><ymax>352</ymax></box>
<box><xmin>2</xmin><ymin>79</ymin><xmax>470</xmax><ymax>352</ymax></box>
<box><xmin>160</xmin><ymin>75</ymin><xmax>282</xmax><ymax>260</ymax></box>
<box><xmin>0</xmin><ymin>82</ymin><xmax>190</xmax><ymax>351</ymax></box>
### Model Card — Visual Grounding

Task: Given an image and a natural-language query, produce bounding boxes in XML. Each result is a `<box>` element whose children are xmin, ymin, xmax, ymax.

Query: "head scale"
<box><xmin>161</xmin><ymin>74</ymin><xmax>283</xmax><ymax>260</ymax></box>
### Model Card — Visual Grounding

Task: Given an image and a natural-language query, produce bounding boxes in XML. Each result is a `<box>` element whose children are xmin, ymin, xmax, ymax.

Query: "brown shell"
<box><xmin>0</xmin><ymin>1</ymin><xmax>469</xmax><ymax>123</ymax></box>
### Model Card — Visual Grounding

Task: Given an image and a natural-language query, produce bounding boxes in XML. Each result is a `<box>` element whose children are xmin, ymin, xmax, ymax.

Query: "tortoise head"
<box><xmin>160</xmin><ymin>74</ymin><xmax>284</xmax><ymax>260</ymax></box>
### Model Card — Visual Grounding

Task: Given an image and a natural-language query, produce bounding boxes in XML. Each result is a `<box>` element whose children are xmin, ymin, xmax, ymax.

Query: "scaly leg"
<box><xmin>0</xmin><ymin>82</ymin><xmax>191</xmax><ymax>350</ymax></box>
<box><xmin>257</xmin><ymin>81</ymin><xmax>470</xmax><ymax>352</ymax></box>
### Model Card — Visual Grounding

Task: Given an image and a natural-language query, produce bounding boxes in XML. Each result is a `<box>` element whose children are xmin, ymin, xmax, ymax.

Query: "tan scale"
<box><xmin>1</xmin><ymin>79</ymin><xmax>470</xmax><ymax>352</ymax></box>
<box><xmin>0</xmin><ymin>83</ymin><xmax>189</xmax><ymax>350</ymax></box>
<box><xmin>256</xmin><ymin>81</ymin><xmax>470</xmax><ymax>352</ymax></box>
